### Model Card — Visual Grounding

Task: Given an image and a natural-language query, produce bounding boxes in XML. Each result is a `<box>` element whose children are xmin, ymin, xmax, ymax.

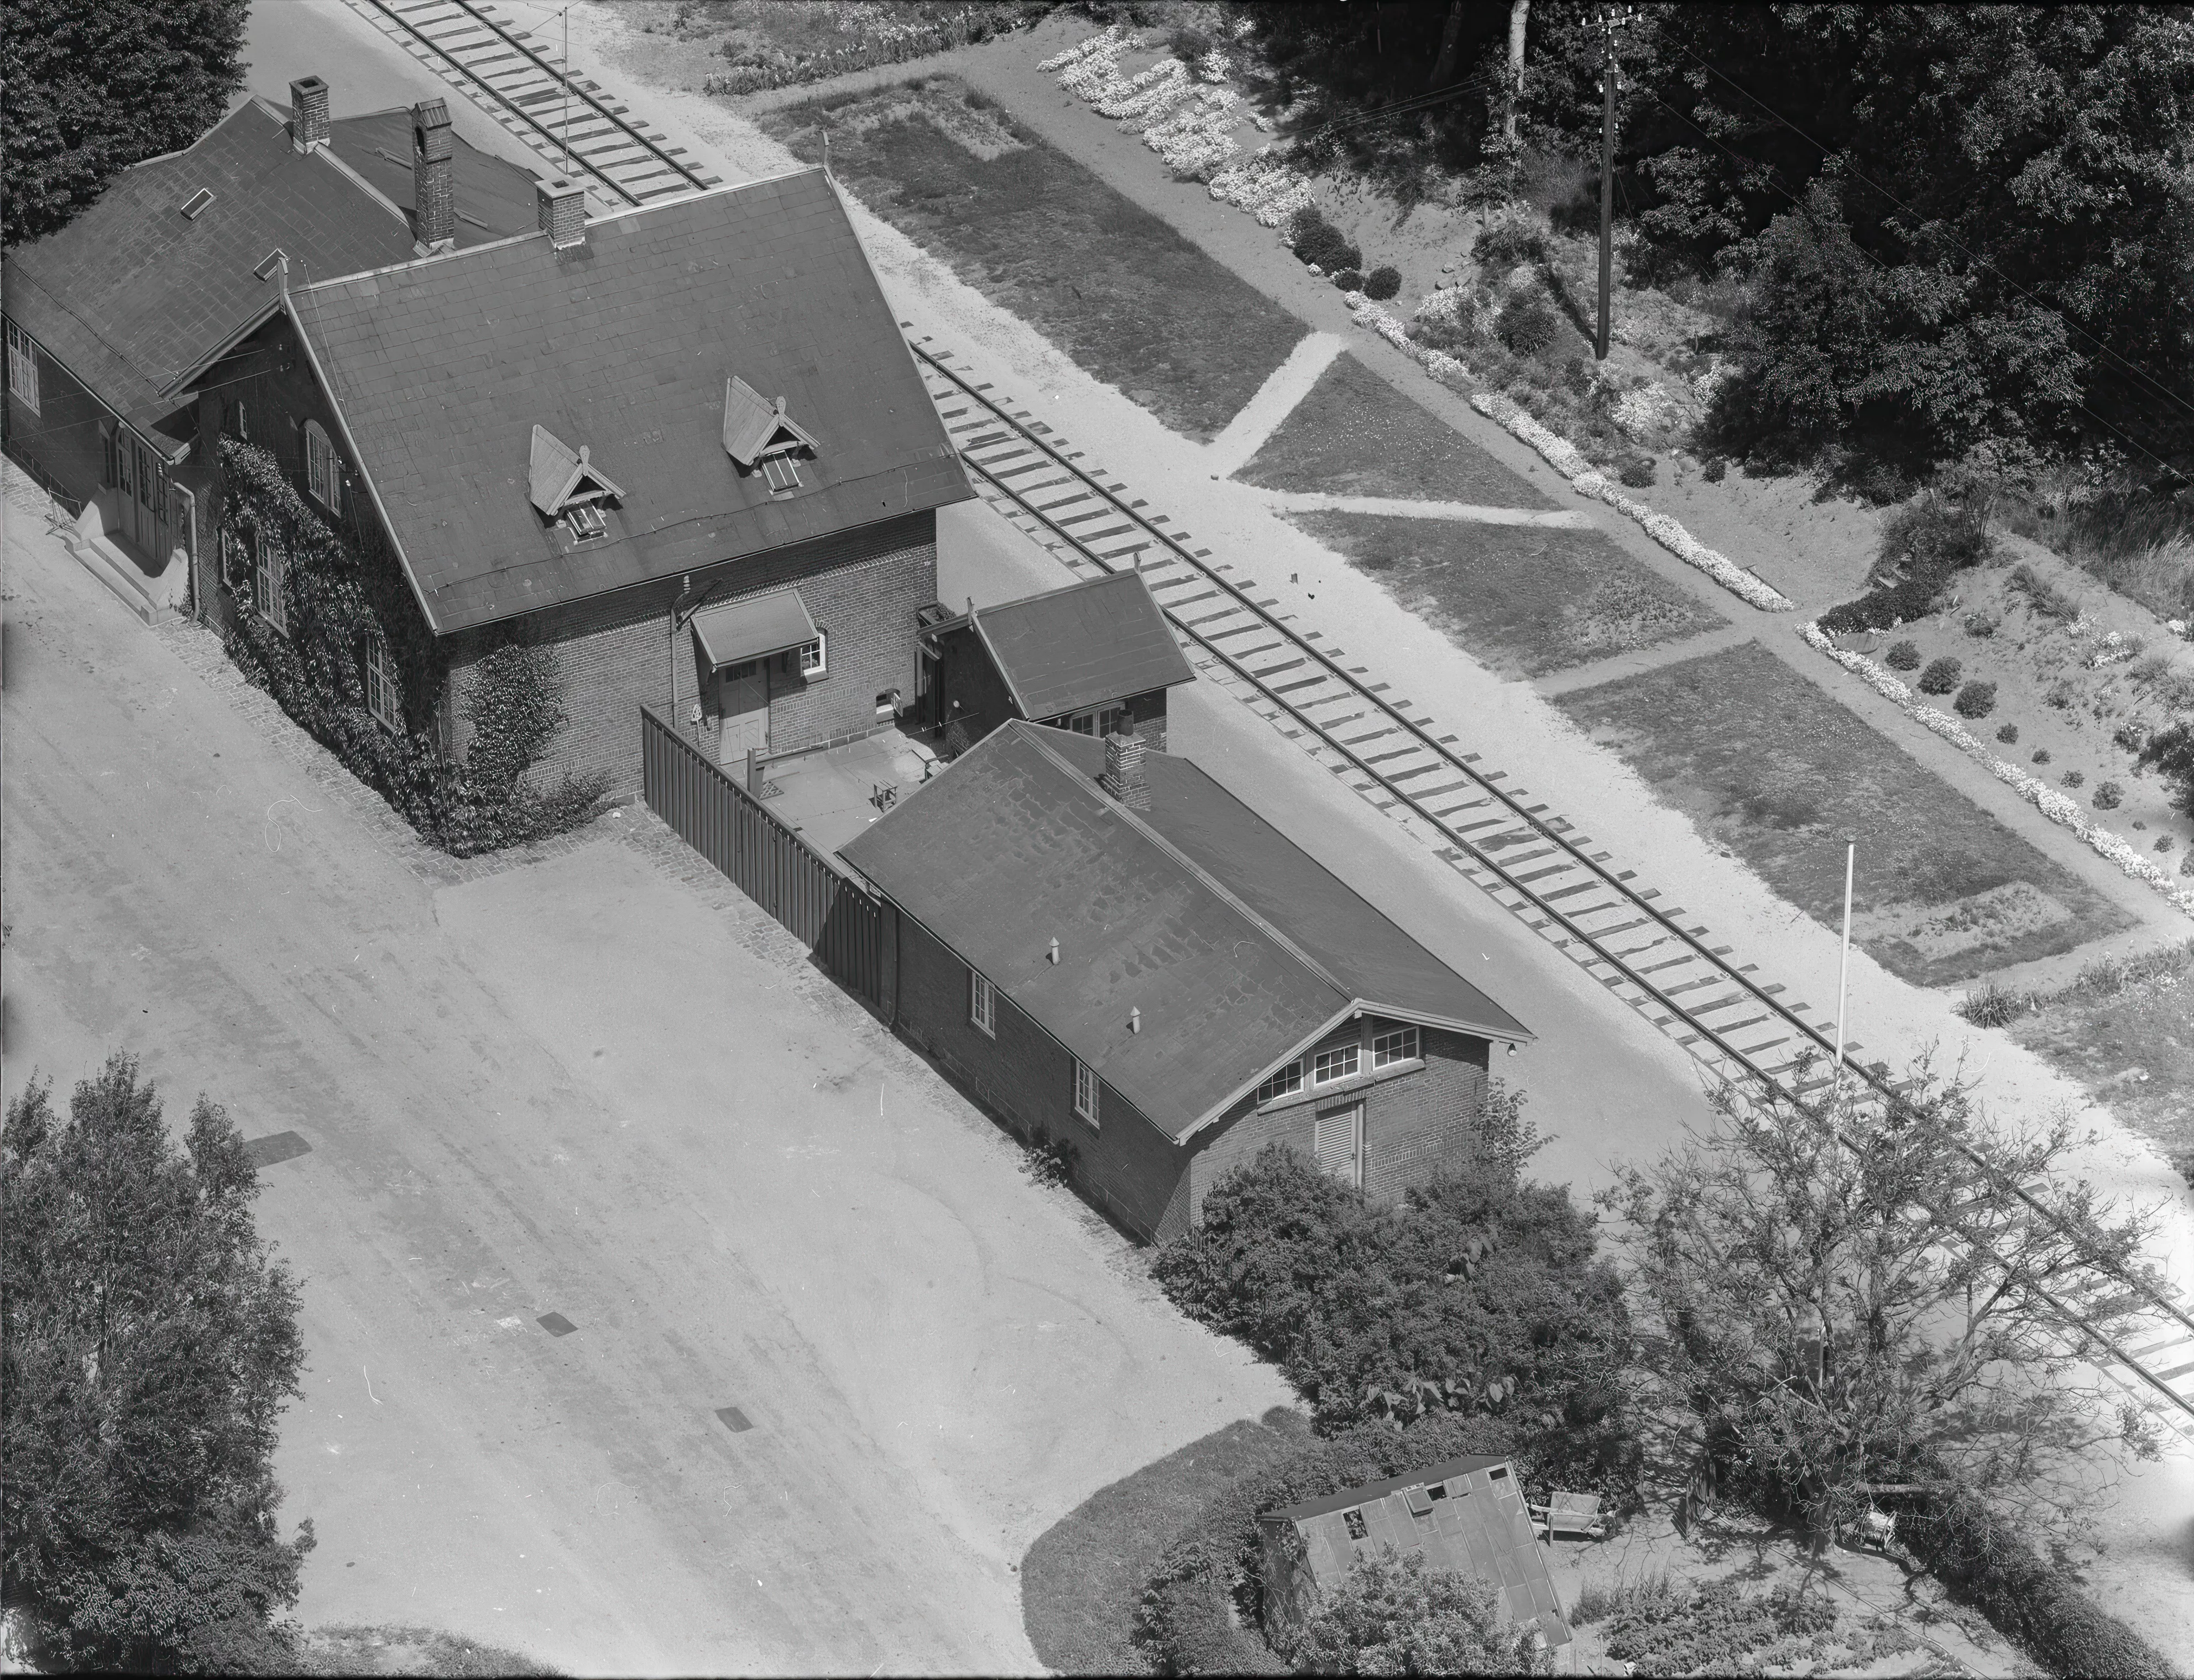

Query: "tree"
<box><xmin>2</xmin><ymin>1055</ymin><xmax>313</xmax><ymax>1672</ymax></box>
<box><xmin>3</xmin><ymin>0</ymin><xmax>250</xmax><ymax>247</ymax></box>
<box><xmin>1597</xmin><ymin>1057</ymin><xmax>2159</xmax><ymax>1552</ymax></box>
<box><xmin>2136</xmin><ymin>721</ymin><xmax>2194</xmax><ymax>820</ymax></box>
<box><xmin>1289</xmin><ymin>1546</ymin><xmax>1548</xmax><ymax>1676</ymax></box>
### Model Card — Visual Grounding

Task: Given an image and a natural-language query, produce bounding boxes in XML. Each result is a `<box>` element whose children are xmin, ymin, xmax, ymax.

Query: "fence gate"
<box><xmin>640</xmin><ymin>704</ymin><xmax>882</xmax><ymax>1005</ymax></box>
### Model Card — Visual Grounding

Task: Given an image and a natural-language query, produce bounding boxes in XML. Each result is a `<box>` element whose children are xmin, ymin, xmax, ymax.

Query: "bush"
<box><xmin>1151</xmin><ymin>1142</ymin><xmax>1636</xmax><ymax>1490</ymax></box>
<box><xmin>2093</xmin><ymin>779</ymin><xmax>2124</xmax><ymax>809</ymax></box>
<box><xmin>2008</xmin><ymin>561</ymin><xmax>2080</xmax><ymax>621</ymax></box>
<box><xmin>1362</xmin><ymin>264</ymin><xmax>1402</xmax><ymax>301</ymax></box>
<box><xmin>1885</xmin><ymin>640</ymin><xmax>1922</xmax><ymax>670</ymax></box>
<box><xmin>1604</xmin><ymin>1582</ymin><xmax>1836</xmax><ymax>1677</ymax></box>
<box><xmin>1495</xmin><ymin>290</ymin><xmax>1561</xmax><ymax>357</ymax></box>
<box><xmin>2033</xmin><ymin>747</ymin><xmax>2052</xmax><ymax>765</ymax></box>
<box><xmin>1996</xmin><ymin>722</ymin><xmax>2019</xmax><ymax>744</ymax></box>
<box><xmin>1702</xmin><ymin>457</ymin><xmax>1727</xmax><ymax>483</ymax></box>
<box><xmin>1287</xmin><ymin>205</ymin><xmax>1361</xmax><ymax>276</ymax></box>
<box><xmin>1168</xmin><ymin>23</ymin><xmax>1214</xmax><ymax>62</ymax></box>
<box><xmin>1330</xmin><ymin>268</ymin><xmax>1364</xmax><ymax>292</ymax></box>
<box><xmin>1817</xmin><ymin>495</ymin><xmax>1997</xmax><ymax>634</ymax></box>
<box><xmin>2062</xmin><ymin>770</ymin><xmax>2086</xmax><ymax>788</ymax></box>
<box><xmin>1953</xmin><ymin>679</ymin><xmax>1998</xmax><ymax>718</ymax></box>
<box><xmin>1918</xmin><ymin>656</ymin><xmax>1963</xmax><ymax>694</ymax></box>
<box><xmin>1472</xmin><ymin>209</ymin><xmax>1550</xmax><ymax>273</ymax></box>
<box><xmin>2138</xmin><ymin>721</ymin><xmax>2194</xmax><ymax>818</ymax></box>
<box><xmin>1619</xmin><ymin>457</ymin><xmax>1657</xmax><ymax>488</ymax></box>
<box><xmin>1964</xmin><ymin>610</ymin><xmax>2000</xmax><ymax>637</ymax></box>
<box><xmin>1958</xmin><ymin>983</ymin><xmax>2027</xmax><ymax>1028</ymax></box>
<box><xmin>1290</xmin><ymin>1548</ymin><xmax>1542</xmax><ymax>1674</ymax></box>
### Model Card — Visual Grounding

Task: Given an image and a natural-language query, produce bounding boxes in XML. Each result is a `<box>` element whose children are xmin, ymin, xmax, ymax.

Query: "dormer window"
<box><xmin>723</xmin><ymin>375</ymin><xmax>818</xmax><ymax>498</ymax></box>
<box><xmin>528</xmin><ymin>424</ymin><xmax>624</xmax><ymax>541</ymax></box>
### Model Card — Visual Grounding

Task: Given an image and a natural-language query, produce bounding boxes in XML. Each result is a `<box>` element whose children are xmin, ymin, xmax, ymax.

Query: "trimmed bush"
<box><xmin>1362</xmin><ymin>264</ymin><xmax>1402</xmax><ymax>301</ymax></box>
<box><xmin>1330</xmin><ymin>268</ymin><xmax>1364</xmax><ymax>292</ymax></box>
<box><xmin>2061</xmin><ymin>770</ymin><xmax>2086</xmax><ymax>788</ymax></box>
<box><xmin>1619</xmin><ymin>456</ymin><xmax>1657</xmax><ymax>488</ymax></box>
<box><xmin>1918</xmin><ymin>656</ymin><xmax>1963</xmax><ymax>694</ymax></box>
<box><xmin>1953</xmin><ymin>679</ymin><xmax>1997</xmax><ymax>718</ymax></box>
<box><xmin>1287</xmin><ymin>205</ymin><xmax>1361</xmax><ymax>276</ymax></box>
<box><xmin>2094</xmin><ymin>779</ymin><xmax>2124</xmax><ymax>809</ymax></box>
<box><xmin>1885</xmin><ymin>640</ymin><xmax>1922</xmax><ymax>670</ymax></box>
<box><xmin>1495</xmin><ymin>290</ymin><xmax>1561</xmax><ymax>356</ymax></box>
<box><xmin>1996</xmin><ymin>721</ymin><xmax>2019</xmax><ymax>744</ymax></box>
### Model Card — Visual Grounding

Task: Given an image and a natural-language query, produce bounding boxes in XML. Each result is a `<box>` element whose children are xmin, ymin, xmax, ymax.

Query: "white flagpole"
<box><xmin>1833</xmin><ymin>841</ymin><xmax>1854</xmax><ymax>1090</ymax></box>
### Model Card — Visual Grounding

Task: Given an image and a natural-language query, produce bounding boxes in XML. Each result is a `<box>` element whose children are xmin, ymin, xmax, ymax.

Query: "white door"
<box><xmin>716</xmin><ymin>660</ymin><xmax>770</xmax><ymax>766</ymax></box>
<box><xmin>1314</xmin><ymin>1103</ymin><xmax>1364</xmax><ymax>1188</ymax></box>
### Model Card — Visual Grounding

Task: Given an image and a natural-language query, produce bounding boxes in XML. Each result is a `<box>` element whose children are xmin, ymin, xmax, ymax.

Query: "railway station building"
<box><xmin>840</xmin><ymin>720</ymin><xmax>1533</xmax><ymax>1240</ymax></box>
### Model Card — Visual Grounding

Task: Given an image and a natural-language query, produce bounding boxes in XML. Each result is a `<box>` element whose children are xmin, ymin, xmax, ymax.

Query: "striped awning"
<box><xmin>691</xmin><ymin>588</ymin><xmax>817</xmax><ymax>669</ymax></box>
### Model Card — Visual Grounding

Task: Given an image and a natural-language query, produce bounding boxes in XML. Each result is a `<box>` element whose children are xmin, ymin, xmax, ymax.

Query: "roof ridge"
<box><xmin>1010</xmin><ymin>722</ymin><xmax>1356</xmax><ymax>1002</ymax></box>
<box><xmin>979</xmin><ymin>566</ymin><xmax>1147</xmax><ymax>617</ymax></box>
<box><xmin>966</xmin><ymin>602</ymin><xmax>1032</xmax><ymax>716</ymax></box>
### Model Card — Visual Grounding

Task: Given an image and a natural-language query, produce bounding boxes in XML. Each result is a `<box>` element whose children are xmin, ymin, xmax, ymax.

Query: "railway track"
<box><xmin>349</xmin><ymin>0</ymin><xmax>719</xmax><ymax>207</ymax></box>
<box><xmin>911</xmin><ymin>336</ymin><xmax>2194</xmax><ymax>1445</ymax></box>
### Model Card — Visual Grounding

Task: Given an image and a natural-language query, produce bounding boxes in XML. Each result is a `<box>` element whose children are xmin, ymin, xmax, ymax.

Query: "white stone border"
<box><xmin>1341</xmin><ymin>297</ymin><xmax>1794</xmax><ymax>614</ymax></box>
<box><xmin>1800</xmin><ymin>623</ymin><xmax>2194</xmax><ymax>918</ymax></box>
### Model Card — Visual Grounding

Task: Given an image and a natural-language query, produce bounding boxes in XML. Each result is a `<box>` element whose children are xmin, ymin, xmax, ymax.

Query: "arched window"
<box><xmin>304</xmin><ymin>420</ymin><xmax>342</xmax><ymax>515</ymax></box>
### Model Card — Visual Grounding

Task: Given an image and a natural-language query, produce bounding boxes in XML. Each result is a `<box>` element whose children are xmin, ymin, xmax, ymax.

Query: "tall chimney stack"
<box><xmin>536</xmin><ymin>177</ymin><xmax>587</xmax><ymax>250</ymax></box>
<box><xmin>289</xmin><ymin>76</ymin><xmax>331</xmax><ymax>154</ymax></box>
<box><xmin>1101</xmin><ymin>724</ymin><xmax>1150</xmax><ymax>810</ymax></box>
<box><xmin>412</xmin><ymin>98</ymin><xmax>456</xmax><ymax>253</ymax></box>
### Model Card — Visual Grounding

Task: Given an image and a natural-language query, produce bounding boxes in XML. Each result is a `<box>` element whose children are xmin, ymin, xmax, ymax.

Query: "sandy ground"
<box><xmin>3</xmin><ymin>468</ymin><xmax>1302</xmax><ymax>1673</ymax></box>
<box><xmin>114</xmin><ymin>3</ymin><xmax>2194</xmax><ymax>1658</ymax></box>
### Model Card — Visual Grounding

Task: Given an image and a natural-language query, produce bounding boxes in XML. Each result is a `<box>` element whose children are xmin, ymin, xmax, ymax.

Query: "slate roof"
<box><xmin>326</xmin><ymin>107</ymin><xmax>539</xmax><ymax>250</ymax></box>
<box><xmin>838</xmin><ymin>722</ymin><xmax>1530</xmax><ymax>1140</ymax></box>
<box><xmin>291</xmin><ymin>168</ymin><xmax>971</xmax><ymax>634</ymax></box>
<box><xmin>1266</xmin><ymin>1456</ymin><xmax>1571</xmax><ymax>1650</ymax></box>
<box><xmin>2</xmin><ymin>100</ymin><xmax>417</xmax><ymax>442</ymax></box>
<box><xmin>959</xmin><ymin>571</ymin><xmax>1197</xmax><ymax>720</ymax></box>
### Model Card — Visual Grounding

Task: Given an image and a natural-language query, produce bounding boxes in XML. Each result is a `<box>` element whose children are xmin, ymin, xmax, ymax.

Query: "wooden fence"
<box><xmin>640</xmin><ymin>705</ymin><xmax>884</xmax><ymax>1006</ymax></box>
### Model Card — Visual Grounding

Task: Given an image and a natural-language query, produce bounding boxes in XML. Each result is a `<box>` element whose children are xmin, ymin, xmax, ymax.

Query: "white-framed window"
<box><xmin>783</xmin><ymin>634</ymin><xmax>825</xmax><ymax>678</ymax></box>
<box><xmin>563</xmin><ymin>501</ymin><xmax>607</xmax><ymax>541</ymax></box>
<box><xmin>1312</xmin><ymin>1043</ymin><xmax>1361</xmax><ymax>1086</ymax></box>
<box><xmin>1073</xmin><ymin>1059</ymin><xmax>1100</xmax><ymax>1127</ymax></box>
<box><xmin>1256</xmin><ymin>1061</ymin><xmax>1304</xmax><ymax>1104</ymax></box>
<box><xmin>363</xmin><ymin>629</ymin><xmax>400</xmax><ymax>731</ymax></box>
<box><xmin>252</xmin><ymin>528</ymin><xmax>286</xmax><ymax>634</ymax></box>
<box><xmin>1372</xmin><ymin>1025</ymin><xmax>1420</xmax><ymax>1069</ymax></box>
<box><xmin>968</xmin><ymin>968</ymin><xmax>995</xmax><ymax>1038</ymax></box>
<box><xmin>6</xmin><ymin>321</ymin><xmax>40</xmax><ymax>415</ymax></box>
<box><xmin>1061</xmin><ymin>705</ymin><xmax>1126</xmax><ymax>738</ymax></box>
<box><xmin>304</xmin><ymin>420</ymin><xmax>341</xmax><ymax>514</ymax></box>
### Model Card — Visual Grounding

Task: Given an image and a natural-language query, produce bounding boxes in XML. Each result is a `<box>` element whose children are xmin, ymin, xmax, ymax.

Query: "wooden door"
<box><xmin>1314</xmin><ymin>1103</ymin><xmax>1364</xmax><ymax>1188</ymax></box>
<box><xmin>132</xmin><ymin>439</ymin><xmax>158</xmax><ymax>555</ymax></box>
<box><xmin>113</xmin><ymin>433</ymin><xmax>134</xmax><ymax>540</ymax></box>
<box><xmin>715</xmin><ymin>660</ymin><xmax>770</xmax><ymax>766</ymax></box>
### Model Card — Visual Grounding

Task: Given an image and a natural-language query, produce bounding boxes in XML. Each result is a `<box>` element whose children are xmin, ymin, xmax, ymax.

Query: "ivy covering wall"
<box><xmin>216</xmin><ymin>437</ymin><xmax>608</xmax><ymax>856</ymax></box>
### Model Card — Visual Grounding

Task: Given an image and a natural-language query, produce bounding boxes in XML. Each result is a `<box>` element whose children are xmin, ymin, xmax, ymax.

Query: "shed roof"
<box><xmin>960</xmin><ymin>571</ymin><xmax>1197</xmax><ymax>720</ymax></box>
<box><xmin>2</xmin><ymin>99</ymin><xmax>418</xmax><ymax>442</ymax></box>
<box><xmin>1266</xmin><ymin>1456</ymin><xmax>1571</xmax><ymax>1650</ymax></box>
<box><xmin>290</xmin><ymin>168</ymin><xmax>971</xmax><ymax>634</ymax></box>
<box><xmin>838</xmin><ymin>723</ymin><xmax>1529</xmax><ymax>1139</ymax></box>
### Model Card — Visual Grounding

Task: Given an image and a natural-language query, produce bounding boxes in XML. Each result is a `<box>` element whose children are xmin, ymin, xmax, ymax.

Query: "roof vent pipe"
<box><xmin>290</xmin><ymin>76</ymin><xmax>331</xmax><ymax>154</ymax></box>
<box><xmin>1048</xmin><ymin>938</ymin><xmax>1060</xmax><ymax>965</ymax></box>
<box><xmin>1130</xmin><ymin>1007</ymin><xmax>1141</xmax><ymax>1034</ymax></box>
<box><xmin>537</xmin><ymin>177</ymin><xmax>587</xmax><ymax>250</ymax></box>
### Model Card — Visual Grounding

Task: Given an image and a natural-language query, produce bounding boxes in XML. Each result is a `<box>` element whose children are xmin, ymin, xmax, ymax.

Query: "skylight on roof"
<box><xmin>180</xmin><ymin>188</ymin><xmax>215</xmax><ymax>219</ymax></box>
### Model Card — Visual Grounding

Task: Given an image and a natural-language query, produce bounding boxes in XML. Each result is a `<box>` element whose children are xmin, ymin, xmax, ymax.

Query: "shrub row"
<box><xmin>1816</xmin><ymin>495</ymin><xmax>1996</xmax><ymax>633</ymax></box>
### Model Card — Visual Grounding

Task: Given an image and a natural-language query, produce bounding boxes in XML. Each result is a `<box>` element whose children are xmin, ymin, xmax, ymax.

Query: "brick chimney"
<box><xmin>289</xmin><ymin>76</ymin><xmax>331</xmax><ymax>154</ymax></box>
<box><xmin>536</xmin><ymin>177</ymin><xmax>587</xmax><ymax>250</ymax></box>
<box><xmin>1102</xmin><ymin>724</ymin><xmax>1150</xmax><ymax>810</ymax></box>
<box><xmin>412</xmin><ymin>98</ymin><xmax>456</xmax><ymax>253</ymax></box>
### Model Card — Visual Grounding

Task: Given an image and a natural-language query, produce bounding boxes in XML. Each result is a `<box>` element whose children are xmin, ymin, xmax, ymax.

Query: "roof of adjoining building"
<box><xmin>1265</xmin><ymin>1455</ymin><xmax>1571</xmax><ymax>1651</ymax></box>
<box><xmin>2</xmin><ymin>100</ymin><xmax>419</xmax><ymax>443</ymax></box>
<box><xmin>838</xmin><ymin>723</ymin><xmax>1530</xmax><ymax>1139</ymax></box>
<box><xmin>959</xmin><ymin>571</ymin><xmax>1196</xmax><ymax>720</ymax></box>
<box><xmin>291</xmin><ymin>168</ymin><xmax>972</xmax><ymax>634</ymax></box>
<box><xmin>326</xmin><ymin>107</ymin><xmax>539</xmax><ymax>251</ymax></box>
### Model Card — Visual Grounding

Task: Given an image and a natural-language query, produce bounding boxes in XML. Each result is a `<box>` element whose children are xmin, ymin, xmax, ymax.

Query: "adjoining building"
<box><xmin>839</xmin><ymin>720</ymin><xmax>1532</xmax><ymax>1240</ymax></box>
<box><xmin>1258</xmin><ymin>1456</ymin><xmax>1573</xmax><ymax>1661</ymax></box>
<box><xmin>918</xmin><ymin>569</ymin><xmax>1195</xmax><ymax>754</ymax></box>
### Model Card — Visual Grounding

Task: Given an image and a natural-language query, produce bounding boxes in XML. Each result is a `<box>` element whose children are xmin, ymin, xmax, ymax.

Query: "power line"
<box><xmin>1629</xmin><ymin>84</ymin><xmax>2184</xmax><ymax>484</ymax></box>
<box><xmin>1662</xmin><ymin>37</ymin><xmax>2194</xmax><ymax>433</ymax></box>
<box><xmin>1309</xmin><ymin>70</ymin><xmax>1501</xmax><ymax>139</ymax></box>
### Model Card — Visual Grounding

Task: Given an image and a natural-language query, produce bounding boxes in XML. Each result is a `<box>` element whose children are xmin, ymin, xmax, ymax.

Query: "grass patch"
<box><xmin>1557</xmin><ymin>640</ymin><xmax>2134</xmax><ymax>985</ymax></box>
<box><xmin>1290</xmin><ymin>509</ymin><xmax>1723</xmax><ymax>679</ymax></box>
<box><xmin>1235</xmin><ymin>352</ymin><xmax>1557</xmax><ymax>509</ymax></box>
<box><xmin>300</xmin><ymin>1625</ymin><xmax>558</xmax><ymax>1677</ymax></box>
<box><xmin>1020</xmin><ymin>1408</ymin><xmax>1310</xmax><ymax>1676</ymax></box>
<box><xmin>759</xmin><ymin>78</ymin><xmax>1305</xmax><ymax>442</ymax></box>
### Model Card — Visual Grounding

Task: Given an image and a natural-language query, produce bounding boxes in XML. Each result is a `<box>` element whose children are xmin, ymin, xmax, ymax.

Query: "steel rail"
<box><xmin>911</xmin><ymin>339</ymin><xmax>2194</xmax><ymax>1423</ymax></box>
<box><xmin>357</xmin><ymin>0</ymin><xmax>714</xmax><ymax>206</ymax></box>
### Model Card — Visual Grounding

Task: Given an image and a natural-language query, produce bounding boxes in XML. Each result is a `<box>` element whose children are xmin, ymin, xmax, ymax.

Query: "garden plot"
<box><xmin>1559</xmin><ymin>641</ymin><xmax>2133</xmax><ymax>987</ymax></box>
<box><xmin>1289</xmin><ymin>509</ymin><xmax>1723</xmax><ymax>681</ymax></box>
<box><xmin>1234</xmin><ymin>349</ymin><xmax>1556</xmax><ymax>507</ymax></box>
<box><xmin>759</xmin><ymin>77</ymin><xmax>1305</xmax><ymax>441</ymax></box>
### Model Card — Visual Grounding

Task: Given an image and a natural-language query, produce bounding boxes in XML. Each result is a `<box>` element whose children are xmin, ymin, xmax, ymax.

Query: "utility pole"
<box><xmin>1833</xmin><ymin>840</ymin><xmax>1855</xmax><ymax>1091</ymax></box>
<box><xmin>1595</xmin><ymin>7</ymin><xmax>1633</xmax><ymax>361</ymax></box>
